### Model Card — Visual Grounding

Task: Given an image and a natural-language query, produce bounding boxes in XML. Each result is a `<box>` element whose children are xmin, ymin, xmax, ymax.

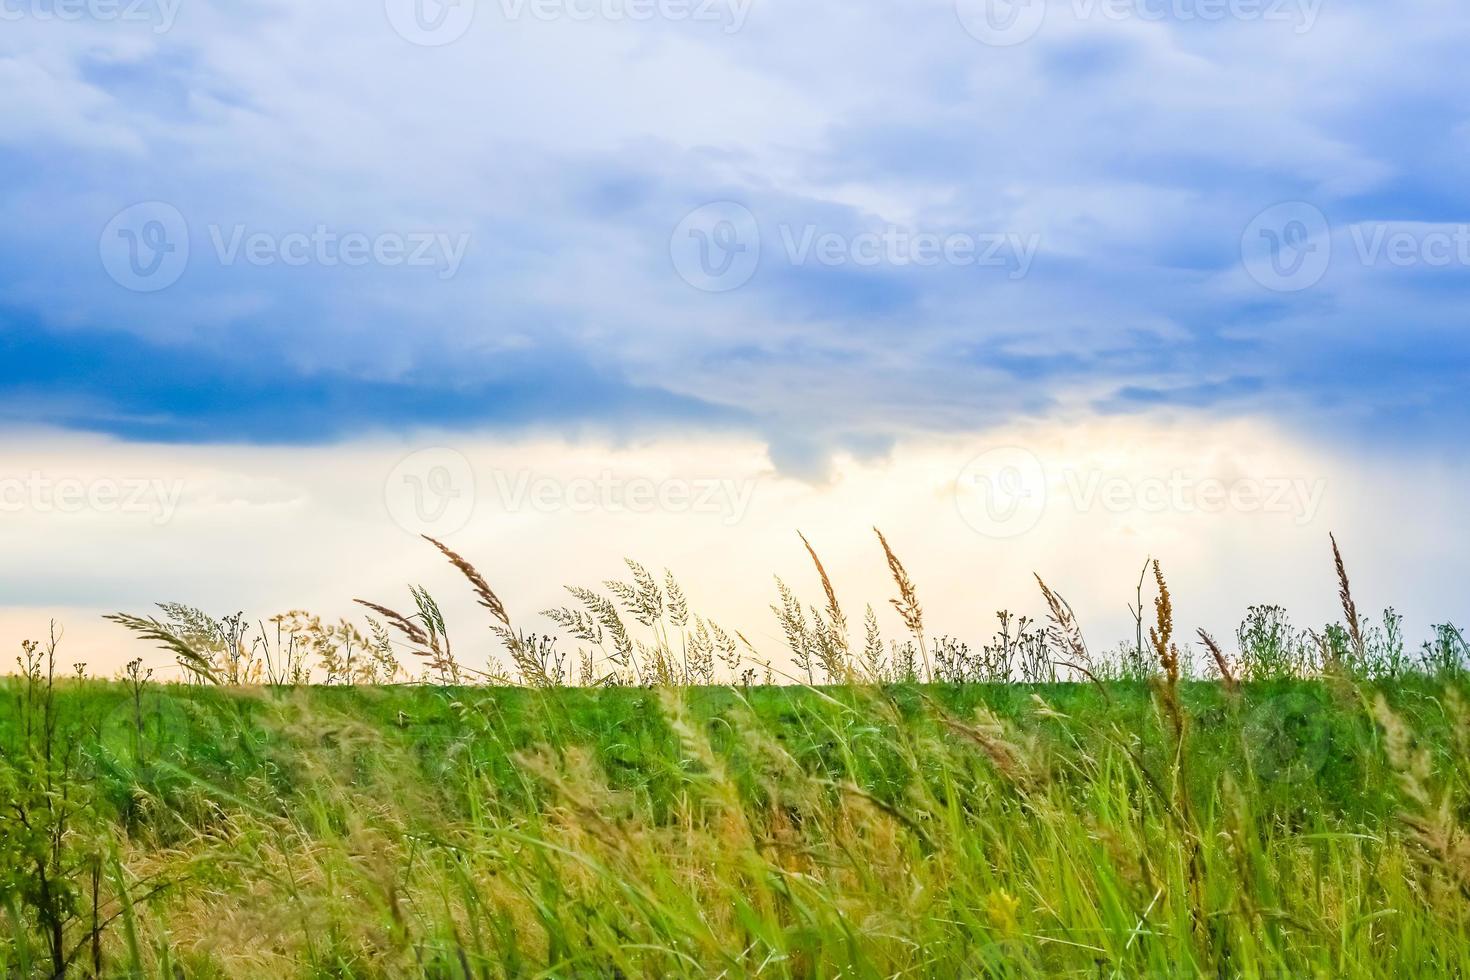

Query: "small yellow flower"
<box><xmin>986</xmin><ymin>889</ymin><xmax>1021</xmax><ymax>936</ymax></box>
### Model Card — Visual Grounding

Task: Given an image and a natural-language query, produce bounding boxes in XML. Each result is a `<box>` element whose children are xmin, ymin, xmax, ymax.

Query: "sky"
<box><xmin>2</xmin><ymin>0</ymin><xmax>1468</xmax><ymax>677</ymax></box>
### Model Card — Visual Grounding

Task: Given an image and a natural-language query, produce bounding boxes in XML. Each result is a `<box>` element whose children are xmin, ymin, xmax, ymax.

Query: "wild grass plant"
<box><xmin>1</xmin><ymin>531</ymin><xmax>1469</xmax><ymax>977</ymax></box>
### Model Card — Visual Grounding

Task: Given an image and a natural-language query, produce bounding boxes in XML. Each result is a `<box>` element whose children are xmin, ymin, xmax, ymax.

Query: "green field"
<box><xmin>5</xmin><ymin>539</ymin><xmax>1470</xmax><ymax>977</ymax></box>
<box><xmin>4</xmin><ymin>671</ymin><xmax>1470</xmax><ymax>978</ymax></box>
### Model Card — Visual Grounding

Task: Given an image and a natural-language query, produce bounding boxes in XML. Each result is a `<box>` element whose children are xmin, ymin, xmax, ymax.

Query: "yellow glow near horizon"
<box><xmin>1</xmin><ymin>416</ymin><xmax>1463</xmax><ymax>678</ymax></box>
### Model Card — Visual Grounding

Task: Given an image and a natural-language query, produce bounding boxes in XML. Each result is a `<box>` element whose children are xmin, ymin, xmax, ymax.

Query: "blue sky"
<box><xmin>4</xmin><ymin>0</ymin><xmax>1468</xmax><ymax>473</ymax></box>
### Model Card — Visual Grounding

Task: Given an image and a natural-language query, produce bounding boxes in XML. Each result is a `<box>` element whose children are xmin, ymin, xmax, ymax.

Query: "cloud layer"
<box><xmin>4</xmin><ymin>0</ymin><xmax>1470</xmax><ymax>472</ymax></box>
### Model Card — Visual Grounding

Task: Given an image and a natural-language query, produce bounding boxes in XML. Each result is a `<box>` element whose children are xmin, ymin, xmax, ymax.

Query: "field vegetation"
<box><xmin>2</xmin><ymin>532</ymin><xmax>1468</xmax><ymax>977</ymax></box>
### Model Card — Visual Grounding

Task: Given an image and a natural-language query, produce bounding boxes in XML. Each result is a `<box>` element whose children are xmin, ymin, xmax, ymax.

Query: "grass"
<box><xmin>3</xmin><ymin>531</ymin><xmax>1470</xmax><ymax>976</ymax></box>
<box><xmin>5</xmin><ymin>671</ymin><xmax>1470</xmax><ymax>975</ymax></box>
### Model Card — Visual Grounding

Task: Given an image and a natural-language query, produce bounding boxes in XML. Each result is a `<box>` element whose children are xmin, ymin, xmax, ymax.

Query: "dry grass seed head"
<box><xmin>798</xmin><ymin>531</ymin><xmax>849</xmax><ymax>652</ymax></box>
<box><xmin>352</xmin><ymin>599</ymin><xmax>429</xmax><ymax>650</ymax></box>
<box><xmin>939</xmin><ymin>704</ymin><xmax>1038</xmax><ymax>789</ymax></box>
<box><xmin>1197</xmin><ymin>628</ymin><xmax>1238</xmax><ymax>693</ymax></box>
<box><xmin>1330</xmin><ymin>532</ymin><xmax>1365</xmax><ymax>660</ymax></box>
<box><xmin>873</xmin><ymin>527</ymin><xmax>923</xmax><ymax>637</ymax></box>
<box><xmin>1034</xmin><ymin>574</ymin><xmax>1092</xmax><ymax>672</ymax></box>
<box><xmin>422</xmin><ymin>534</ymin><xmax>511</xmax><ymax>627</ymax></box>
